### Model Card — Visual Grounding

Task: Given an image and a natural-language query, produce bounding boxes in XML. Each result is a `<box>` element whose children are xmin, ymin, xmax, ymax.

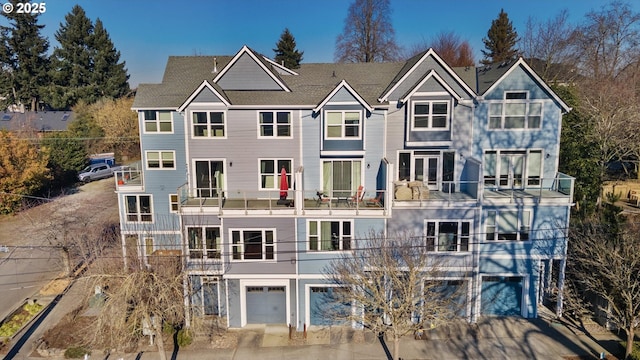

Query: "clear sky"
<box><xmin>1</xmin><ymin>0</ymin><xmax>636</xmax><ymax>87</ymax></box>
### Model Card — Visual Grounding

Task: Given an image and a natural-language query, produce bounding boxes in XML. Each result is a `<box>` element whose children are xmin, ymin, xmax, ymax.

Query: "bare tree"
<box><xmin>568</xmin><ymin>219</ymin><xmax>640</xmax><ymax>359</ymax></box>
<box><xmin>521</xmin><ymin>10</ymin><xmax>577</xmax><ymax>82</ymax></box>
<box><xmin>323</xmin><ymin>231</ymin><xmax>464</xmax><ymax>360</ymax></box>
<box><xmin>406</xmin><ymin>31</ymin><xmax>475</xmax><ymax>66</ymax></box>
<box><xmin>334</xmin><ymin>0</ymin><xmax>401</xmax><ymax>63</ymax></box>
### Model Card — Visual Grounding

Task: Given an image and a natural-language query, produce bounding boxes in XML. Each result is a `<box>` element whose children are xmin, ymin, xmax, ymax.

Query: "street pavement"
<box><xmin>3</xmin><ymin>278</ymin><xmax>623</xmax><ymax>360</ymax></box>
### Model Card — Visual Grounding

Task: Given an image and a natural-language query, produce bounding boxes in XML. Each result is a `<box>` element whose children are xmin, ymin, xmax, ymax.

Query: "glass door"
<box><xmin>195</xmin><ymin>160</ymin><xmax>224</xmax><ymax>197</ymax></box>
<box><xmin>499</xmin><ymin>153</ymin><xmax>524</xmax><ymax>189</ymax></box>
<box><xmin>414</xmin><ymin>156</ymin><xmax>440</xmax><ymax>190</ymax></box>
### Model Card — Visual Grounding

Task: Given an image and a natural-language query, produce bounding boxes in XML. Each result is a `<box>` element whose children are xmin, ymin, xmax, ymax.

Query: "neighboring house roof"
<box><xmin>525</xmin><ymin>58</ymin><xmax>580</xmax><ymax>85</ymax></box>
<box><xmin>0</xmin><ymin>111</ymin><xmax>74</xmax><ymax>132</ymax></box>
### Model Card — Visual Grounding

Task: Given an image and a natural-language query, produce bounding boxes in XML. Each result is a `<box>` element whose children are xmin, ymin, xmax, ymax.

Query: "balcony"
<box><xmin>392</xmin><ymin>180</ymin><xmax>480</xmax><ymax>207</ymax></box>
<box><xmin>482</xmin><ymin>173</ymin><xmax>574</xmax><ymax>205</ymax></box>
<box><xmin>115</xmin><ymin>162</ymin><xmax>143</xmax><ymax>190</ymax></box>
<box><xmin>177</xmin><ymin>185</ymin><xmax>388</xmax><ymax>216</ymax></box>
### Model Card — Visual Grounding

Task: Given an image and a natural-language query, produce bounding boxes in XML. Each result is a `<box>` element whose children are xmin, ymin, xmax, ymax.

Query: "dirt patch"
<box><xmin>39</xmin><ymin>278</ymin><xmax>70</xmax><ymax>296</ymax></box>
<box><xmin>41</xmin><ymin>312</ymin><xmax>96</xmax><ymax>349</ymax></box>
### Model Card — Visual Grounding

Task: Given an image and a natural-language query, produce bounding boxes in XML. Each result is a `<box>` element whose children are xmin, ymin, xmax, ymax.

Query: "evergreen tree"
<box><xmin>48</xmin><ymin>5</ymin><xmax>95</xmax><ymax>109</ymax></box>
<box><xmin>47</xmin><ymin>6</ymin><xmax>129</xmax><ymax>110</ymax></box>
<box><xmin>481</xmin><ymin>9</ymin><xmax>519</xmax><ymax>65</ymax></box>
<box><xmin>273</xmin><ymin>28</ymin><xmax>303</xmax><ymax>69</ymax></box>
<box><xmin>0</xmin><ymin>0</ymin><xmax>50</xmax><ymax>111</ymax></box>
<box><xmin>91</xmin><ymin>19</ymin><xmax>129</xmax><ymax>99</ymax></box>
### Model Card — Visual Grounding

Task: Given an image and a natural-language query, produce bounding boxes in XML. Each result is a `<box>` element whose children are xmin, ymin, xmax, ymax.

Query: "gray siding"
<box><xmin>192</xmin><ymin>87</ymin><xmax>225</xmax><ymax>103</ymax></box>
<box><xmin>217</xmin><ymin>53</ymin><xmax>283</xmax><ymax>90</ymax></box>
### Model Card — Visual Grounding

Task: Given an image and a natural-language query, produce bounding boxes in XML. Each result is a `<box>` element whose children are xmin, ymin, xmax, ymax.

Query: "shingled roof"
<box><xmin>0</xmin><ymin>111</ymin><xmax>74</xmax><ymax>132</ymax></box>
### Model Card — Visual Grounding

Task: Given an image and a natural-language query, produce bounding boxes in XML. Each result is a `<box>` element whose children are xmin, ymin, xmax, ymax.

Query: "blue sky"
<box><xmin>1</xmin><ymin>0</ymin><xmax>636</xmax><ymax>87</ymax></box>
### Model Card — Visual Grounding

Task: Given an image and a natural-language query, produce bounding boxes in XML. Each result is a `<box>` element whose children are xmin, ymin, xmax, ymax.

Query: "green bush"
<box><xmin>64</xmin><ymin>346</ymin><xmax>90</xmax><ymax>359</ymax></box>
<box><xmin>176</xmin><ymin>328</ymin><xmax>193</xmax><ymax>347</ymax></box>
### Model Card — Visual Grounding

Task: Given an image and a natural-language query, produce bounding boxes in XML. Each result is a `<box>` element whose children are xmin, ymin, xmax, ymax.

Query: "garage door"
<box><xmin>481</xmin><ymin>276</ymin><xmax>523</xmax><ymax>316</ymax></box>
<box><xmin>310</xmin><ymin>287</ymin><xmax>350</xmax><ymax>326</ymax></box>
<box><xmin>246</xmin><ymin>286</ymin><xmax>286</xmax><ymax>324</ymax></box>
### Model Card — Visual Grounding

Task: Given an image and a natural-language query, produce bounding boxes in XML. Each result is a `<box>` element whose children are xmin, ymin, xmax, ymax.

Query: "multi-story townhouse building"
<box><xmin>121</xmin><ymin>45</ymin><xmax>573</xmax><ymax>330</ymax></box>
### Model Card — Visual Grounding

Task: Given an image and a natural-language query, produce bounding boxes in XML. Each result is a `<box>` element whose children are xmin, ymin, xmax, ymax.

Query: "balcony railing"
<box><xmin>483</xmin><ymin>173</ymin><xmax>574</xmax><ymax>202</ymax></box>
<box><xmin>176</xmin><ymin>185</ymin><xmax>388</xmax><ymax>213</ymax></box>
<box><xmin>392</xmin><ymin>180</ymin><xmax>480</xmax><ymax>203</ymax></box>
<box><xmin>115</xmin><ymin>162</ymin><xmax>143</xmax><ymax>188</ymax></box>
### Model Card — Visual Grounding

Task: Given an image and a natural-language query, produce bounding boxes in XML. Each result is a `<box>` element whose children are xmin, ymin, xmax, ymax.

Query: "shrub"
<box><xmin>64</xmin><ymin>346</ymin><xmax>90</xmax><ymax>358</ymax></box>
<box><xmin>176</xmin><ymin>328</ymin><xmax>193</xmax><ymax>347</ymax></box>
<box><xmin>620</xmin><ymin>341</ymin><xmax>640</xmax><ymax>360</ymax></box>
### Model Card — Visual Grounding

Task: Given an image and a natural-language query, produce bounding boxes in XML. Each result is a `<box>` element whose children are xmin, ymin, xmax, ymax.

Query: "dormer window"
<box><xmin>411</xmin><ymin>100</ymin><xmax>449</xmax><ymax>130</ymax></box>
<box><xmin>489</xmin><ymin>91</ymin><xmax>542</xmax><ymax>129</ymax></box>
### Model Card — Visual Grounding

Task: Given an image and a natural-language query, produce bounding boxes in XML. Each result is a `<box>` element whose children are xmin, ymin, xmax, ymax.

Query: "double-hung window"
<box><xmin>489</xmin><ymin>92</ymin><xmax>542</xmax><ymax>129</ymax></box>
<box><xmin>308</xmin><ymin>220</ymin><xmax>352</xmax><ymax>251</ymax></box>
<box><xmin>412</xmin><ymin>101</ymin><xmax>449</xmax><ymax>130</ymax></box>
<box><xmin>187</xmin><ymin>226</ymin><xmax>221</xmax><ymax>259</ymax></box>
<box><xmin>259</xmin><ymin>111</ymin><xmax>291</xmax><ymax>137</ymax></box>
<box><xmin>146</xmin><ymin>151</ymin><xmax>175</xmax><ymax>169</ymax></box>
<box><xmin>143</xmin><ymin>110</ymin><xmax>172</xmax><ymax>133</ymax></box>
<box><xmin>231</xmin><ymin>229</ymin><xmax>275</xmax><ymax>261</ymax></box>
<box><xmin>193</xmin><ymin>111</ymin><xmax>225</xmax><ymax>137</ymax></box>
<box><xmin>425</xmin><ymin>221</ymin><xmax>470</xmax><ymax>252</ymax></box>
<box><xmin>259</xmin><ymin>159</ymin><xmax>292</xmax><ymax>190</ymax></box>
<box><xmin>325</xmin><ymin>111</ymin><xmax>361</xmax><ymax>139</ymax></box>
<box><xmin>485</xmin><ymin>210</ymin><xmax>531</xmax><ymax>241</ymax></box>
<box><xmin>125</xmin><ymin>195</ymin><xmax>152</xmax><ymax>222</ymax></box>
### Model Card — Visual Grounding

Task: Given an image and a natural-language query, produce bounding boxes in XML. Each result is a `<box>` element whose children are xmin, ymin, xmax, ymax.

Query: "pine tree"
<box><xmin>0</xmin><ymin>0</ymin><xmax>50</xmax><ymax>110</ymax></box>
<box><xmin>48</xmin><ymin>5</ymin><xmax>95</xmax><ymax>109</ymax></box>
<box><xmin>46</xmin><ymin>5</ymin><xmax>129</xmax><ymax>110</ymax></box>
<box><xmin>91</xmin><ymin>19</ymin><xmax>129</xmax><ymax>99</ymax></box>
<box><xmin>273</xmin><ymin>28</ymin><xmax>303</xmax><ymax>69</ymax></box>
<box><xmin>481</xmin><ymin>9</ymin><xmax>519</xmax><ymax>65</ymax></box>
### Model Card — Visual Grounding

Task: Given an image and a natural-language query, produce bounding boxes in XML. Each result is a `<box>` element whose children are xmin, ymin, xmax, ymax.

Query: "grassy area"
<box><xmin>0</xmin><ymin>302</ymin><xmax>43</xmax><ymax>338</ymax></box>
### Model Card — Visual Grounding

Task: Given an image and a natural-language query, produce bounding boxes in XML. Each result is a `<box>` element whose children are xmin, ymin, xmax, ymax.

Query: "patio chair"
<box><xmin>365</xmin><ymin>193</ymin><xmax>384</xmax><ymax>207</ymax></box>
<box><xmin>316</xmin><ymin>191</ymin><xmax>330</xmax><ymax>207</ymax></box>
<box><xmin>349</xmin><ymin>185</ymin><xmax>365</xmax><ymax>207</ymax></box>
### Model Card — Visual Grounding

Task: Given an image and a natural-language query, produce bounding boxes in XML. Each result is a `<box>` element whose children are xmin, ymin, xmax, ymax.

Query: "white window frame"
<box><xmin>485</xmin><ymin>209</ymin><xmax>532</xmax><ymax>241</ymax></box>
<box><xmin>488</xmin><ymin>91</ymin><xmax>543</xmax><ymax>130</ymax></box>
<box><xmin>423</xmin><ymin>220</ymin><xmax>472</xmax><ymax>252</ymax></box>
<box><xmin>257</xmin><ymin>111</ymin><xmax>293</xmax><ymax>138</ymax></box>
<box><xmin>230</xmin><ymin>229</ymin><xmax>276</xmax><ymax>261</ymax></box>
<box><xmin>169</xmin><ymin>194</ymin><xmax>179</xmax><ymax>213</ymax></box>
<box><xmin>321</xmin><ymin>159</ymin><xmax>363</xmax><ymax>198</ymax></box>
<box><xmin>307</xmin><ymin>219</ymin><xmax>353</xmax><ymax>252</ymax></box>
<box><xmin>191</xmin><ymin>110</ymin><xmax>227</xmax><ymax>138</ymax></box>
<box><xmin>125</xmin><ymin>194</ymin><xmax>153</xmax><ymax>223</ymax></box>
<box><xmin>324</xmin><ymin>110</ymin><xmax>362</xmax><ymax>140</ymax></box>
<box><xmin>200</xmin><ymin>276</ymin><xmax>221</xmax><ymax>316</ymax></box>
<box><xmin>145</xmin><ymin>150</ymin><xmax>176</xmax><ymax>170</ymax></box>
<box><xmin>258</xmin><ymin>158</ymin><xmax>293</xmax><ymax>191</ymax></box>
<box><xmin>482</xmin><ymin>149</ymin><xmax>543</xmax><ymax>188</ymax></box>
<box><xmin>142</xmin><ymin>110</ymin><xmax>173</xmax><ymax>134</ymax></box>
<box><xmin>187</xmin><ymin>226</ymin><xmax>222</xmax><ymax>260</ymax></box>
<box><xmin>411</xmin><ymin>100</ymin><xmax>450</xmax><ymax>131</ymax></box>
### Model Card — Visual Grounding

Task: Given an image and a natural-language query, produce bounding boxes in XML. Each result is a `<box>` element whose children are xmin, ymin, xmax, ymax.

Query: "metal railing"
<box><xmin>115</xmin><ymin>161</ymin><xmax>143</xmax><ymax>187</ymax></box>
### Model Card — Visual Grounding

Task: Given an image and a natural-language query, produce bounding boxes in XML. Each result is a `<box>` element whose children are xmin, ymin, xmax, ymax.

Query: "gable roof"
<box><xmin>178</xmin><ymin>80</ymin><xmax>231</xmax><ymax>112</ymax></box>
<box><xmin>399</xmin><ymin>70</ymin><xmax>464</xmax><ymax>103</ymax></box>
<box><xmin>313</xmin><ymin>80</ymin><xmax>374</xmax><ymax>113</ymax></box>
<box><xmin>478</xmin><ymin>57</ymin><xmax>572</xmax><ymax>113</ymax></box>
<box><xmin>213</xmin><ymin>45</ymin><xmax>291</xmax><ymax>92</ymax></box>
<box><xmin>378</xmin><ymin>48</ymin><xmax>476</xmax><ymax>101</ymax></box>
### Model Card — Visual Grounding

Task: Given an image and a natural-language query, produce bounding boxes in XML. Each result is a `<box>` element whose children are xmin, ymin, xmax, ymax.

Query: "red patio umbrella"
<box><xmin>279</xmin><ymin>167</ymin><xmax>288</xmax><ymax>199</ymax></box>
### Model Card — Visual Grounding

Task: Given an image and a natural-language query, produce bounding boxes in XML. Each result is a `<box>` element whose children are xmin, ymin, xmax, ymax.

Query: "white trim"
<box><xmin>123</xmin><ymin>194</ymin><xmax>154</xmax><ymax>224</ymax></box>
<box><xmin>186</xmin><ymin>225</ymin><xmax>222</xmax><ymax>261</ymax></box>
<box><xmin>323</xmin><ymin>109</ymin><xmax>363</xmax><ymax>140</ymax></box>
<box><xmin>478</xmin><ymin>273</ymin><xmax>529</xmax><ymax>318</ymax></box>
<box><xmin>144</xmin><ymin>150</ymin><xmax>176</xmax><ymax>170</ymax></box>
<box><xmin>256</xmin><ymin>110</ymin><xmax>293</xmax><ymax>139</ymax></box>
<box><xmin>319</xmin><ymin>150</ymin><xmax>366</xmax><ymax>157</ymax></box>
<box><xmin>480</xmin><ymin>254</ymin><xmax>566</xmax><ymax>260</ymax></box>
<box><xmin>213</xmin><ymin>46</ymin><xmax>291</xmax><ymax>92</ymax></box>
<box><xmin>306</xmin><ymin>219</ymin><xmax>355</xmax><ymax>252</ymax></box>
<box><xmin>190</xmin><ymin>109</ymin><xmax>228</xmax><ymax>139</ymax></box>
<box><xmin>319</xmin><ymin>159</ymin><xmax>364</xmax><ymax>198</ymax></box>
<box><xmin>200</xmin><ymin>276</ymin><xmax>222</xmax><ymax>316</ymax></box>
<box><xmin>229</xmin><ymin>228</ymin><xmax>277</xmax><ymax>262</ymax></box>
<box><xmin>481</xmin><ymin>58</ymin><xmax>571</xmax><ymax>113</ymax></box>
<box><xmin>169</xmin><ymin>193</ymin><xmax>179</xmax><ymax>213</ymax></box>
<box><xmin>178</xmin><ymin>80</ymin><xmax>231</xmax><ymax>112</ymax></box>
<box><xmin>239</xmin><ymin>279</ymin><xmax>291</xmax><ymax>327</ymax></box>
<box><xmin>141</xmin><ymin>110</ymin><xmax>174</xmax><ymax>134</ymax></box>
<box><xmin>262</xmin><ymin>56</ymin><xmax>299</xmax><ymax>75</ymax></box>
<box><xmin>378</xmin><ymin>48</ymin><xmax>476</xmax><ymax>102</ymax></box>
<box><xmin>423</xmin><ymin>218</ymin><xmax>473</xmax><ymax>253</ymax></box>
<box><xmin>191</xmin><ymin>158</ymin><xmax>227</xmax><ymax>199</ymax></box>
<box><xmin>313</xmin><ymin>80</ymin><xmax>373</xmax><ymax>113</ymax></box>
<box><xmin>400</xmin><ymin>70</ymin><xmax>463</xmax><ymax>103</ymax></box>
<box><xmin>257</xmin><ymin>158</ymin><xmax>293</xmax><ymax>192</ymax></box>
<box><xmin>409</xmin><ymin>99</ymin><xmax>451</xmax><ymax>131</ymax></box>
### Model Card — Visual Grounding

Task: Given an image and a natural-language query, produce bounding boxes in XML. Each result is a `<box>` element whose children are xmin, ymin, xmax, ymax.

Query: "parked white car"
<box><xmin>78</xmin><ymin>163</ymin><xmax>119</xmax><ymax>182</ymax></box>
